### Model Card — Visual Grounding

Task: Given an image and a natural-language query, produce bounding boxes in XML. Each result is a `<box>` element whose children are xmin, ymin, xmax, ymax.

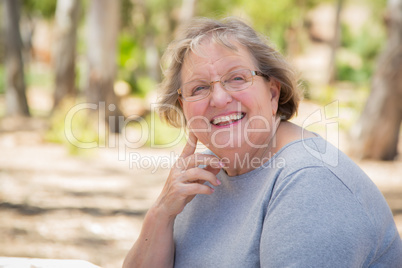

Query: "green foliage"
<box><xmin>355</xmin><ymin>0</ymin><xmax>387</xmax><ymax>15</ymax></box>
<box><xmin>150</xmin><ymin>114</ymin><xmax>185</xmax><ymax>148</ymax></box>
<box><xmin>116</xmin><ymin>0</ymin><xmax>184</xmax><ymax>97</ymax></box>
<box><xmin>316</xmin><ymin>85</ymin><xmax>337</xmax><ymax>105</ymax></box>
<box><xmin>117</xmin><ymin>33</ymin><xmax>140</xmax><ymax>93</ymax></box>
<box><xmin>336</xmin><ymin>59</ymin><xmax>372</xmax><ymax>83</ymax></box>
<box><xmin>229</xmin><ymin>0</ymin><xmax>326</xmax><ymax>52</ymax></box>
<box><xmin>13</xmin><ymin>0</ymin><xmax>389</xmax><ymax>125</ymax></box>
<box><xmin>241</xmin><ymin>0</ymin><xmax>298</xmax><ymax>50</ymax></box>
<box><xmin>22</xmin><ymin>0</ymin><xmax>57</xmax><ymax>19</ymax></box>
<box><xmin>113</xmin><ymin>0</ymin><xmax>332</xmax><ymax>99</ymax></box>
<box><xmin>46</xmin><ymin>99</ymin><xmax>184</xmax><ymax>151</ymax></box>
<box><xmin>136</xmin><ymin>76</ymin><xmax>157</xmax><ymax>97</ymax></box>
<box><xmin>117</xmin><ymin>33</ymin><xmax>159</xmax><ymax>96</ymax></box>
<box><xmin>25</xmin><ymin>66</ymin><xmax>53</xmax><ymax>91</ymax></box>
<box><xmin>126</xmin><ymin>111</ymin><xmax>185</xmax><ymax>148</ymax></box>
<box><xmin>45</xmin><ymin>99</ymin><xmax>102</xmax><ymax>156</ymax></box>
<box><xmin>336</xmin><ymin>22</ymin><xmax>385</xmax><ymax>83</ymax></box>
<box><xmin>196</xmin><ymin>0</ymin><xmax>292</xmax><ymax>51</ymax></box>
<box><xmin>341</xmin><ymin>22</ymin><xmax>385</xmax><ymax>61</ymax></box>
<box><xmin>197</xmin><ymin>0</ymin><xmax>241</xmax><ymax>17</ymax></box>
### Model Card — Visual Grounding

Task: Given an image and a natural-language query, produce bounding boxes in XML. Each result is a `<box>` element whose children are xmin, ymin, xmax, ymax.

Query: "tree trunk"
<box><xmin>53</xmin><ymin>0</ymin><xmax>80</xmax><ymax>109</ymax></box>
<box><xmin>327</xmin><ymin>0</ymin><xmax>343</xmax><ymax>85</ymax></box>
<box><xmin>145</xmin><ymin>35</ymin><xmax>160</xmax><ymax>82</ymax></box>
<box><xmin>179</xmin><ymin>0</ymin><xmax>197</xmax><ymax>25</ymax></box>
<box><xmin>350</xmin><ymin>0</ymin><xmax>402</xmax><ymax>160</ymax></box>
<box><xmin>4</xmin><ymin>0</ymin><xmax>30</xmax><ymax>116</ymax></box>
<box><xmin>86</xmin><ymin>0</ymin><xmax>122</xmax><ymax>133</ymax></box>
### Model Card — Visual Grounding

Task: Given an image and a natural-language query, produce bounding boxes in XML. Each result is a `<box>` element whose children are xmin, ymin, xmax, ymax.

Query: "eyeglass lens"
<box><xmin>181</xmin><ymin>69</ymin><xmax>254</xmax><ymax>101</ymax></box>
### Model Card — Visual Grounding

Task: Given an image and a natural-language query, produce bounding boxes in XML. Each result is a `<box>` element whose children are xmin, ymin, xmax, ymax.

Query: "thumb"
<box><xmin>180</xmin><ymin>131</ymin><xmax>198</xmax><ymax>159</ymax></box>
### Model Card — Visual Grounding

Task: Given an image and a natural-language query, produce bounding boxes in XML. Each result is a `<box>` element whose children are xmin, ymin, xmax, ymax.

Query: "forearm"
<box><xmin>123</xmin><ymin>205</ymin><xmax>175</xmax><ymax>268</ymax></box>
<box><xmin>123</xmin><ymin>137</ymin><xmax>222</xmax><ymax>267</ymax></box>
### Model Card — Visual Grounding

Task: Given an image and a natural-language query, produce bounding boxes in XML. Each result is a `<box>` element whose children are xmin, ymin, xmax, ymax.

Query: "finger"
<box><xmin>203</xmin><ymin>165</ymin><xmax>222</xmax><ymax>176</ymax></box>
<box><xmin>182</xmin><ymin>183</ymin><xmax>215</xmax><ymax>196</ymax></box>
<box><xmin>182</xmin><ymin>167</ymin><xmax>221</xmax><ymax>186</ymax></box>
<box><xmin>180</xmin><ymin>131</ymin><xmax>198</xmax><ymax>159</ymax></box>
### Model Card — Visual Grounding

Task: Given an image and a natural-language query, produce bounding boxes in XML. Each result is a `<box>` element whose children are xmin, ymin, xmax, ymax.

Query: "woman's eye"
<box><xmin>192</xmin><ymin>85</ymin><xmax>209</xmax><ymax>95</ymax></box>
<box><xmin>233</xmin><ymin>76</ymin><xmax>245</xmax><ymax>81</ymax></box>
<box><xmin>228</xmin><ymin>75</ymin><xmax>246</xmax><ymax>83</ymax></box>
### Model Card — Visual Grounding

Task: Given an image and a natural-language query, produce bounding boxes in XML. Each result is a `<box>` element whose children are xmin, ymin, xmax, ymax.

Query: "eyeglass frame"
<box><xmin>177</xmin><ymin>69</ymin><xmax>270</xmax><ymax>102</ymax></box>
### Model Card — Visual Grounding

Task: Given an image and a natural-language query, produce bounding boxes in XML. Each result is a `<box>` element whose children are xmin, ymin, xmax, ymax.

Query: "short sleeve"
<box><xmin>260</xmin><ymin>167</ymin><xmax>375</xmax><ymax>267</ymax></box>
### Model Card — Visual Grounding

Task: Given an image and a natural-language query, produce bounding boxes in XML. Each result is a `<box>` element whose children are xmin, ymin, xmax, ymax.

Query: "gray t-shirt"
<box><xmin>173</xmin><ymin>136</ymin><xmax>402</xmax><ymax>267</ymax></box>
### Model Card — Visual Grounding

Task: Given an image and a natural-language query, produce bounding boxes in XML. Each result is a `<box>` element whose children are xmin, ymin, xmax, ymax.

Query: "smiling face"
<box><xmin>180</xmin><ymin>39</ymin><xmax>280</xmax><ymax>170</ymax></box>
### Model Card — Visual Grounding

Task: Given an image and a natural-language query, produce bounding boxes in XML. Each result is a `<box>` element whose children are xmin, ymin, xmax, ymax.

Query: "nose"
<box><xmin>209</xmin><ymin>81</ymin><xmax>232</xmax><ymax>108</ymax></box>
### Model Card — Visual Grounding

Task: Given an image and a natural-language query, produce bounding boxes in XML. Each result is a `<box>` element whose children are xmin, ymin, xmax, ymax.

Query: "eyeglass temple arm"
<box><xmin>253</xmin><ymin>70</ymin><xmax>270</xmax><ymax>80</ymax></box>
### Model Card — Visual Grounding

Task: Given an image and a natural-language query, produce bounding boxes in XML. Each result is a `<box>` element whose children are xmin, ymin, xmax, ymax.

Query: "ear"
<box><xmin>269</xmin><ymin>78</ymin><xmax>281</xmax><ymax>113</ymax></box>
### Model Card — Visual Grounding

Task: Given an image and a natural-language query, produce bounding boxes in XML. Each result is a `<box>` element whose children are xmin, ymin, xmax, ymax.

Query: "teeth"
<box><xmin>212</xmin><ymin>113</ymin><xmax>244</xmax><ymax>125</ymax></box>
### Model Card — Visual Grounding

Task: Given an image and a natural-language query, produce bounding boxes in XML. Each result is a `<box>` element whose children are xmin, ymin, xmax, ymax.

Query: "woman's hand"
<box><xmin>155</xmin><ymin>132</ymin><xmax>224</xmax><ymax>218</ymax></box>
<box><xmin>123</xmin><ymin>132</ymin><xmax>224</xmax><ymax>268</ymax></box>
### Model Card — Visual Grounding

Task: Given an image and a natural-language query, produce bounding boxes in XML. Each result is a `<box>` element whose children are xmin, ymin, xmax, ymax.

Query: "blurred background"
<box><xmin>0</xmin><ymin>0</ymin><xmax>401</xmax><ymax>267</ymax></box>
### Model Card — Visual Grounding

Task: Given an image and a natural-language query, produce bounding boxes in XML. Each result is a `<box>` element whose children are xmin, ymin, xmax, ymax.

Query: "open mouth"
<box><xmin>211</xmin><ymin>112</ymin><xmax>246</xmax><ymax>126</ymax></box>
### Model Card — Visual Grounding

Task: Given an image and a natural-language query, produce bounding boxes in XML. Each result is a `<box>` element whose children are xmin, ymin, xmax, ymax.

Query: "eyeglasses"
<box><xmin>177</xmin><ymin>69</ymin><xmax>269</xmax><ymax>102</ymax></box>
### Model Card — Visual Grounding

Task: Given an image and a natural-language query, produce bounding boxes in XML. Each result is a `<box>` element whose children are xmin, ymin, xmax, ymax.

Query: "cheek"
<box><xmin>233</xmin><ymin>91</ymin><xmax>252</xmax><ymax>106</ymax></box>
<box><xmin>235</xmin><ymin>89</ymin><xmax>272</xmax><ymax>115</ymax></box>
<box><xmin>183</xmin><ymin>103</ymin><xmax>203</xmax><ymax>117</ymax></box>
<box><xmin>183</xmin><ymin>103</ymin><xmax>210</xmax><ymax>130</ymax></box>
<box><xmin>238</xmin><ymin>82</ymin><xmax>271</xmax><ymax>102</ymax></box>
<box><xmin>239</xmin><ymin>89</ymin><xmax>274</xmax><ymax>129</ymax></box>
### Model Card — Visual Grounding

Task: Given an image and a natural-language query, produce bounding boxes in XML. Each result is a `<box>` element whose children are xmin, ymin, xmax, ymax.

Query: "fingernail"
<box><xmin>216</xmin><ymin>179</ymin><xmax>221</xmax><ymax>185</ymax></box>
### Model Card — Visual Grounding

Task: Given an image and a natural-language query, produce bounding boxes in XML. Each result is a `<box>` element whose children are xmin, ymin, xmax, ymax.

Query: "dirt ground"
<box><xmin>0</xmin><ymin>120</ymin><xmax>176</xmax><ymax>267</ymax></box>
<box><xmin>0</xmin><ymin>104</ymin><xmax>401</xmax><ymax>268</ymax></box>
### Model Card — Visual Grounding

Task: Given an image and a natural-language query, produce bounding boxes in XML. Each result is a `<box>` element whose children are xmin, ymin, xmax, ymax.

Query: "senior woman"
<box><xmin>123</xmin><ymin>17</ymin><xmax>402</xmax><ymax>267</ymax></box>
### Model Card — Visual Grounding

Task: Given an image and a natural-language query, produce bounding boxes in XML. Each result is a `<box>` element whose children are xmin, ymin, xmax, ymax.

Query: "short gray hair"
<box><xmin>158</xmin><ymin>17</ymin><xmax>302</xmax><ymax>128</ymax></box>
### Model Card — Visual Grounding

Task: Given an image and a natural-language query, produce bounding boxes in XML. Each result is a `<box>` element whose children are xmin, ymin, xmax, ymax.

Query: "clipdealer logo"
<box><xmin>63</xmin><ymin>101</ymin><xmax>340</xmax><ymax>168</ymax></box>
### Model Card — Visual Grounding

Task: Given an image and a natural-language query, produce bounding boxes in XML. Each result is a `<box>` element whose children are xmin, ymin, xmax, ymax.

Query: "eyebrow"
<box><xmin>184</xmin><ymin>64</ymin><xmax>251</xmax><ymax>83</ymax></box>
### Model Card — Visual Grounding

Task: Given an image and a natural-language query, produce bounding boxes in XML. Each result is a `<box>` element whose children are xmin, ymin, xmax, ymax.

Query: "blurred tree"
<box><xmin>327</xmin><ymin>0</ymin><xmax>344</xmax><ymax>85</ymax></box>
<box><xmin>141</xmin><ymin>0</ymin><xmax>179</xmax><ymax>82</ymax></box>
<box><xmin>53</xmin><ymin>0</ymin><xmax>80</xmax><ymax>109</ymax></box>
<box><xmin>351</xmin><ymin>0</ymin><xmax>402</xmax><ymax>160</ymax></box>
<box><xmin>86</xmin><ymin>0</ymin><xmax>122</xmax><ymax>132</ymax></box>
<box><xmin>179</xmin><ymin>0</ymin><xmax>197</xmax><ymax>25</ymax></box>
<box><xmin>117</xmin><ymin>0</ymin><xmax>181</xmax><ymax>96</ymax></box>
<box><xmin>4</xmin><ymin>0</ymin><xmax>30</xmax><ymax>116</ymax></box>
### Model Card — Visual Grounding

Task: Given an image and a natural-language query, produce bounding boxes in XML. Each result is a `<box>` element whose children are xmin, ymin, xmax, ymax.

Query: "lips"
<box><xmin>211</xmin><ymin>112</ymin><xmax>245</xmax><ymax>126</ymax></box>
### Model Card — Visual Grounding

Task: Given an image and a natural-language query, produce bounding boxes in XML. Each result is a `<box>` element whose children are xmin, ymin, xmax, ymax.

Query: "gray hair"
<box><xmin>157</xmin><ymin>17</ymin><xmax>302</xmax><ymax>127</ymax></box>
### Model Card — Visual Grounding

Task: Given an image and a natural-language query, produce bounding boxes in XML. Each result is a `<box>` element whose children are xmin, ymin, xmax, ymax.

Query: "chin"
<box><xmin>208</xmin><ymin>132</ymin><xmax>245</xmax><ymax>151</ymax></box>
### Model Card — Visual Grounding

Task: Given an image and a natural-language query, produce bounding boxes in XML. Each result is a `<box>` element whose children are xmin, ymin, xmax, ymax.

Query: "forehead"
<box><xmin>181</xmin><ymin>39</ymin><xmax>255</xmax><ymax>80</ymax></box>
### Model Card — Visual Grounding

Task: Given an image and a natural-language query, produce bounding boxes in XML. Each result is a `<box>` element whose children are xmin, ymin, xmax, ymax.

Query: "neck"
<box><xmin>217</xmin><ymin>118</ymin><xmax>282</xmax><ymax>177</ymax></box>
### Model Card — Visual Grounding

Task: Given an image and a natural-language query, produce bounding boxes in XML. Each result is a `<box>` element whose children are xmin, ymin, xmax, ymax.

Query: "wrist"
<box><xmin>148</xmin><ymin>204</ymin><xmax>177</xmax><ymax>226</ymax></box>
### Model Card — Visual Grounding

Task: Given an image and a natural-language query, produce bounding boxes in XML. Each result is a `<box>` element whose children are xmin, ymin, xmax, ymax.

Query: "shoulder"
<box><xmin>262</xmin><ymin>157</ymin><xmax>400</xmax><ymax>267</ymax></box>
<box><xmin>269</xmin><ymin>141</ymin><xmax>392</xmax><ymax>231</ymax></box>
<box><xmin>268</xmin><ymin>166</ymin><xmax>365</xmax><ymax>217</ymax></box>
<box><xmin>262</xmin><ymin>166</ymin><xmax>372</xmax><ymax>266</ymax></box>
<box><xmin>273</xmin><ymin>135</ymin><xmax>392</xmax><ymax>219</ymax></box>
